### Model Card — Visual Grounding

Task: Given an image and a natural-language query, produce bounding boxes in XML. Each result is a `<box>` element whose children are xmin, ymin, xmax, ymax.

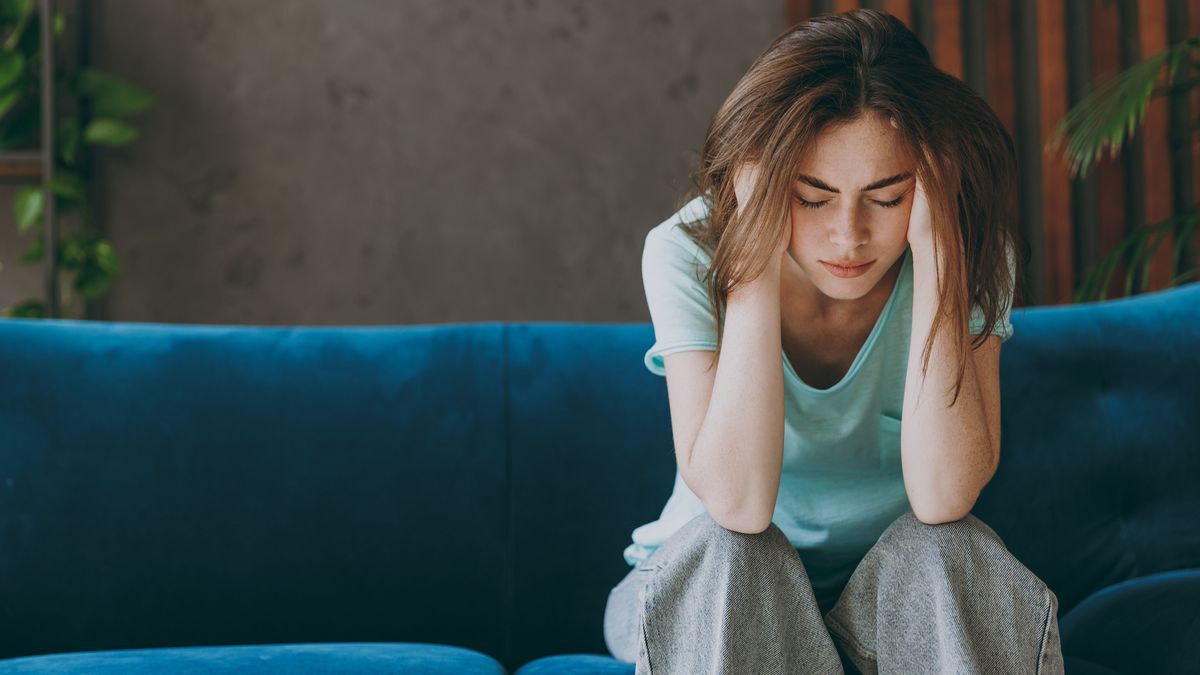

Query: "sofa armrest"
<box><xmin>1058</xmin><ymin>568</ymin><xmax>1200</xmax><ymax>674</ymax></box>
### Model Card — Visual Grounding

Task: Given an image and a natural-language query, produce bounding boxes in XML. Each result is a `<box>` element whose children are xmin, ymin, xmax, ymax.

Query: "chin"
<box><xmin>816</xmin><ymin>281</ymin><xmax>872</xmax><ymax>301</ymax></box>
<box><xmin>812</xmin><ymin>265</ymin><xmax>879</xmax><ymax>298</ymax></box>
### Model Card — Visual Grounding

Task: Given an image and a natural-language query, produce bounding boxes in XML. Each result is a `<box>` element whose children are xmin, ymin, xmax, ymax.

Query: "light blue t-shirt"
<box><xmin>627</xmin><ymin>194</ymin><xmax>1015</xmax><ymax>609</ymax></box>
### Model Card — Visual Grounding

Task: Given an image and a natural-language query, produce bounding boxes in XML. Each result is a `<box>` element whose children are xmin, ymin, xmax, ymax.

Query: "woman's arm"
<box><xmin>683</xmin><ymin>256</ymin><xmax>786</xmax><ymax>534</ymax></box>
<box><xmin>680</xmin><ymin>162</ymin><xmax>789</xmax><ymax>534</ymax></box>
<box><xmin>901</xmin><ymin>174</ymin><xmax>998</xmax><ymax>524</ymax></box>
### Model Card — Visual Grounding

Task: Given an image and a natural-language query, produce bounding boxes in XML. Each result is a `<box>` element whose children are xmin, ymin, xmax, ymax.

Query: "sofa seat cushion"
<box><xmin>514</xmin><ymin>654</ymin><xmax>631</xmax><ymax>674</ymax></box>
<box><xmin>516</xmin><ymin>654</ymin><xmax>1124</xmax><ymax>674</ymax></box>
<box><xmin>0</xmin><ymin>642</ymin><xmax>506</xmax><ymax>674</ymax></box>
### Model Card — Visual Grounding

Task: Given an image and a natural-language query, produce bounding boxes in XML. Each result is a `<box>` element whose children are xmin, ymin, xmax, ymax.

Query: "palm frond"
<box><xmin>1047</xmin><ymin>39</ymin><xmax>1200</xmax><ymax>179</ymax></box>
<box><xmin>1075</xmin><ymin>212</ymin><xmax>1200</xmax><ymax>303</ymax></box>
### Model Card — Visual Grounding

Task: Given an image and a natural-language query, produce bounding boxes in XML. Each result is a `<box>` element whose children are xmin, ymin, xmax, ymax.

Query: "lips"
<box><xmin>822</xmin><ymin>259</ymin><xmax>874</xmax><ymax>268</ymax></box>
<box><xmin>820</xmin><ymin>259</ymin><xmax>876</xmax><ymax>278</ymax></box>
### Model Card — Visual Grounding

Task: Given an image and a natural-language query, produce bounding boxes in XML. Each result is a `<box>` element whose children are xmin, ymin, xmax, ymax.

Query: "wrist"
<box><xmin>730</xmin><ymin>257</ymin><xmax>782</xmax><ymax>302</ymax></box>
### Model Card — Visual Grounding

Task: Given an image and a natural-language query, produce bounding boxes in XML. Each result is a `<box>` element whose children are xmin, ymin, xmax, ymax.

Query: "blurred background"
<box><xmin>1</xmin><ymin>0</ymin><xmax>1197</xmax><ymax>325</ymax></box>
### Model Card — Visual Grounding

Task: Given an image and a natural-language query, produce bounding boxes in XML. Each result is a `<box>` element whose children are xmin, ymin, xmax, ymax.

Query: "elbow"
<box><xmin>911</xmin><ymin>495</ymin><xmax>976</xmax><ymax>525</ymax></box>
<box><xmin>708</xmin><ymin>499</ymin><xmax>776</xmax><ymax>535</ymax></box>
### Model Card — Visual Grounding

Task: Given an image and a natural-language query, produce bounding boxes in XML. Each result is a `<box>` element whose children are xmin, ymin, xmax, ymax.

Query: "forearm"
<box><xmin>901</xmin><ymin>244</ymin><xmax>996</xmax><ymax>523</ymax></box>
<box><xmin>685</xmin><ymin>259</ymin><xmax>785</xmax><ymax>533</ymax></box>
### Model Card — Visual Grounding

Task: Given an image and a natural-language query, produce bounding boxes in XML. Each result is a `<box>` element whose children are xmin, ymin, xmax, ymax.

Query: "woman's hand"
<box><xmin>906</xmin><ymin>167</ymin><xmax>935</xmax><ymax>255</ymax></box>
<box><xmin>732</xmin><ymin>160</ymin><xmax>790</xmax><ymax>261</ymax></box>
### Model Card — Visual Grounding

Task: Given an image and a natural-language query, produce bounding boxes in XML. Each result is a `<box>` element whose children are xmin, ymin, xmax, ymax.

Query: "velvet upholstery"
<box><xmin>1</xmin><ymin>282</ymin><xmax>1197</xmax><ymax>674</ymax></box>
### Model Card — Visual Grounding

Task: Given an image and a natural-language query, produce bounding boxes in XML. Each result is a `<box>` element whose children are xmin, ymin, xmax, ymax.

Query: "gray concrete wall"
<box><xmin>0</xmin><ymin>0</ymin><xmax>783</xmax><ymax>325</ymax></box>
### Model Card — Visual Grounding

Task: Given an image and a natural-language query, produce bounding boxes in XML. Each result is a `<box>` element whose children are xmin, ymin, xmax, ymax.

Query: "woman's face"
<box><xmin>784</xmin><ymin>111</ymin><xmax>915</xmax><ymax>306</ymax></box>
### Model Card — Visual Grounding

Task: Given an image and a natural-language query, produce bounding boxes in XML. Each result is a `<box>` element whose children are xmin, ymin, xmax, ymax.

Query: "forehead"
<box><xmin>796</xmin><ymin>113</ymin><xmax>913</xmax><ymax>184</ymax></box>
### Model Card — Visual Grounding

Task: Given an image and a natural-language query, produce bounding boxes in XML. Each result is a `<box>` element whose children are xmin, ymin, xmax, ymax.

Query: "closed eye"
<box><xmin>794</xmin><ymin>194</ymin><xmax>905</xmax><ymax>210</ymax></box>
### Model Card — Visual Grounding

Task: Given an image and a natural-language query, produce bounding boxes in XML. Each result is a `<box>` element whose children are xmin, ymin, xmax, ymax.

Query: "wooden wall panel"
<box><xmin>1037</xmin><ymin>0</ymin><xmax>1075</xmax><ymax>302</ymax></box>
<box><xmin>1139</xmin><ymin>0</ymin><xmax>1175</xmax><ymax>291</ymax></box>
<box><xmin>882</xmin><ymin>0</ymin><xmax>913</xmax><ymax>28</ymax></box>
<box><xmin>1092</xmin><ymin>0</ymin><xmax>1130</xmax><ymax>299</ymax></box>
<box><xmin>932</xmin><ymin>0</ymin><xmax>963</xmax><ymax>78</ymax></box>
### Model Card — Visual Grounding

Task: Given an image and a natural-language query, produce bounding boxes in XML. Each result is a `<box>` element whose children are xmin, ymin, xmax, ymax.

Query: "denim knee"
<box><xmin>875</xmin><ymin>510</ymin><xmax>1050</xmax><ymax>591</ymax></box>
<box><xmin>655</xmin><ymin>510</ymin><xmax>796</xmax><ymax>569</ymax></box>
<box><xmin>879</xmin><ymin>510</ymin><xmax>1003</xmax><ymax>551</ymax></box>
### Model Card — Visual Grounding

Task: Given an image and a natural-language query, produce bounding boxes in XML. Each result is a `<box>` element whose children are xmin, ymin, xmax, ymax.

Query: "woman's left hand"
<box><xmin>906</xmin><ymin>171</ymin><xmax>935</xmax><ymax>255</ymax></box>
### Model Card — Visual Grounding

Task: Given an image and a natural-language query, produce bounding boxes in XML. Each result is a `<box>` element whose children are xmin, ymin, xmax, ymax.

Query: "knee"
<box><xmin>680</xmin><ymin>510</ymin><xmax>793</xmax><ymax>560</ymax></box>
<box><xmin>879</xmin><ymin>510</ymin><xmax>1006</xmax><ymax>560</ymax></box>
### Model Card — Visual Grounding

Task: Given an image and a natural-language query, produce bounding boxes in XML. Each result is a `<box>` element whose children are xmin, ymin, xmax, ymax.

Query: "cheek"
<box><xmin>870</xmin><ymin>206</ymin><xmax>909</xmax><ymax>235</ymax></box>
<box><xmin>787</xmin><ymin>205</ymin><xmax>818</xmax><ymax>239</ymax></box>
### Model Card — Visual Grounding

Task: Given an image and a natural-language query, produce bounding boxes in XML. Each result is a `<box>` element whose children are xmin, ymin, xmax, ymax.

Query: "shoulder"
<box><xmin>643</xmin><ymin>194</ymin><xmax>713</xmax><ymax>272</ymax></box>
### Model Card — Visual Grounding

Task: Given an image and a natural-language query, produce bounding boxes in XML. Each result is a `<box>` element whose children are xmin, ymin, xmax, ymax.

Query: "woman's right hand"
<box><xmin>732</xmin><ymin>160</ymin><xmax>789</xmax><ymax>262</ymax></box>
<box><xmin>732</xmin><ymin>161</ymin><xmax>762</xmax><ymax>219</ymax></box>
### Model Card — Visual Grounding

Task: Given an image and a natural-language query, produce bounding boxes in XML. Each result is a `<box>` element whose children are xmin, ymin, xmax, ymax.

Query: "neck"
<box><xmin>781</xmin><ymin>252</ymin><xmax>904</xmax><ymax>326</ymax></box>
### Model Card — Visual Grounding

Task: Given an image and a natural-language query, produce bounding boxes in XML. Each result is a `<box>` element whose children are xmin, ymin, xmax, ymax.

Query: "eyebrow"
<box><xmin>795</xmin><ymin>171</ymin><xmax>913</xmax><ymax>194</ymax></box>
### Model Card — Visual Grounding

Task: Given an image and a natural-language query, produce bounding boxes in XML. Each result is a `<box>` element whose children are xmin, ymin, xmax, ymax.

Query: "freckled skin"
<box><xmin>782</xmin><ymin>111</ymin><xmax>917</xmax><ymax>322</ymax></box>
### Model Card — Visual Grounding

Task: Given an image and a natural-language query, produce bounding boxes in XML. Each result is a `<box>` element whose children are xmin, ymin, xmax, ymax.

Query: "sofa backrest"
<box><xmin>0</xmin><ymin>323</ymin><xmax>518</xmax><ymax>664</ymax></box>
<box><xmin>1</xmin><ymin>282</ymin><xmax>1197</xmax><ymax>671</ymax></box>
<box><xmin>971</xmin><ymin>282</ymin><xmax>1200</xmax><ymax>612</ymax></box>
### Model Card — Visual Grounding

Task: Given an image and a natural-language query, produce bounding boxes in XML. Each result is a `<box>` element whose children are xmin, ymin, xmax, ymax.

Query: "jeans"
<box><xmin>603</xmin><ymin>509</ymin><xmax>1064</xmax><ymax>674</ymax></box>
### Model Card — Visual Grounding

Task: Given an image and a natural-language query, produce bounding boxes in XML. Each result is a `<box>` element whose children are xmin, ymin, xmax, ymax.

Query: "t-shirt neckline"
<box><xmin>782</xmin><ymin>247</ymin><xmax>910</xmax><ymax>396</ymax></box>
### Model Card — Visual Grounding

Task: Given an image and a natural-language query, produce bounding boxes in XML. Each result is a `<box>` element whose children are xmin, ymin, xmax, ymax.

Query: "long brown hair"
<box><xmin>672</xmin><ymin>8</ymin><xmax>1023</xmax><ymax>406</ymax></box>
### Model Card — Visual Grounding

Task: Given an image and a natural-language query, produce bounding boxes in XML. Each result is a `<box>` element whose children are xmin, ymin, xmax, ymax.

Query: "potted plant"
<box><xmin>0</xmin><ymin>0</ymin><xmax>154</xmax><ymax>318</ymax></box>
<box><xmin>1049</xmin><ymin>36</ymin><xmax>1200</xmax><ymax>302</ymax></box>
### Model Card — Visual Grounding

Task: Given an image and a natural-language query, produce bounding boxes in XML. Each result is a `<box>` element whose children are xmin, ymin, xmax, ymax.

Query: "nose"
<box><xmin>828</xmin><ymin>205</ymin><xmax>868</xmax><ymax>250</ymax></box>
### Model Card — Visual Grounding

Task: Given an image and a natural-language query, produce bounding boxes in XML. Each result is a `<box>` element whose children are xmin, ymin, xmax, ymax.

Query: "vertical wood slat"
<box><xmin>1092</xmin><ymin>0</ymin><xmax>1130</xmax><ymax>299</ymax></box>
<box><xmin>833</xmin><ymin>0</ymin><xmax>860</xmax><ymax>15</ymax></box>
<box><xmin>1138</xmin><ymin>0</ymin><xmax>1175</xmax><ymax>291</ymax></box>
<box><xmin>1169</xmin><ymin>0</ymin><xmax>1197</xmax><ymax>282</ymax></box>
<box><xmin>961</xmin><ymin>0</ymin><xmax>987</xmax><ymax>98</ymax></box>
<box><xmin>882</xmin><ymin>0</ymin><xmax>913</xmax><ymax>27</ymax></box>
<box><xmin>1117</xmin><ymin>0</ymin><xmax>1149</xmax><ymax>301</ymax></box>
<box><xmin>785</xmin><ymin>0</ymin><xmax>813</xmax><ymax>27</ymax></box>
<box><xmin>1066</xmin><ymin>0</ymin><xmax>1098</xmax><ymax>292</ymax></box>
<box><xmin>1191</xmin><ymin>0</ymin><xmax>1200</xmax><ymax>273</ymax></box>
<box><xmin>986</xmin><ymin>1</ymin><xmax>1018</xmax><ymax>149</ymax></box>
<box><xmin>1037</xmin><ymin>0</ymin><xmax>1074</xmax><ymax>303</ymax></box>
<box><xmin>932</xmin><ymin>0</ymin><xmax>963</xmax><ymax>79</ymax></box>
<box><xmin>1013</xmin><ymin>0</ymin><xmax>1047</xmax><ymax>303</ymax></box>
<box><xmin>912</xmin><ymin>0</ymin><xmax>936</xmax><ymax>56</ymax></box>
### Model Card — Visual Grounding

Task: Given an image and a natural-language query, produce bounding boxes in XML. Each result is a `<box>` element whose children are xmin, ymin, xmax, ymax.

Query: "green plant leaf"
<box><xmin>1086</xmin><ymin>215</ymin><xmax>1200</xmax><ymax>299</ymax></box>
<box><xmin>1170</xmin><ymin>268</ymin><xmax>1200</xmax><ymax>285</ymax></box>
<box><xmin>0</xmin><ymin>51</ymin><xmax>24</xmax><ymax>89</ymax></box>
<box><xmin>76</xmin><ymin>69</ymin><xmax>155</xmax><ymax>118</ymax></box>
<box><xmin>1047</xmin><ymin>39</ymin><xmax>1200</xmax><ymax>179</ymax></box>
<box><xmin>0</xmin><ymin>86</ymin><xmax>20</xmax><ymax>119</ymax></box>
<box><xmin>1137</xmin><ymin>228</ymin><xmax>1168</xmax><ymax>292</ymax></box>
<box><xmin>20</xmin><ymin>233</ymin><xmax>41</xmax><ymax>262</ymax></box>
<box><xmin>1170</xmin><ymin>215</ymin><xmax>1200</xmax><ymax>280</ymax></box>
<box><xmin>93</xmin><ymin>239</ymin><xmax>119</xmax><ymax>275</ymax></box>
<box><xmin>6</xmin><ymin>298</ymin><xmax>44</xmax><ymax>318</ymax></box>
<box><xmin>1</xmin><ymin>0</ymin><xmax>33</xmax><ymax>52</ymax></box>
<box><xmin>1124</xmin><ymin>230</ymin><xmax>1153</xmax><ymax>296</ymax></box>
<box><xmin>53</xmin><ymin>9</ymin><xmax>64</xmax><ymax>37</ymax></box>
<box><xmin>56</xmin><ymin>117</ymin><xmax>79</xmax><ymax>164</ymax></box>
<box><xmin>14</xmin><ymin>184</ymin><xmax>40</xmax><ymax>231</ymax></box>
<box><xmin>74</xmin><ymin>263</ymin><xmax>114</xmax><ymax>299</ymax></box>
<box><xmin>57</xmin><ymin>234</ymin><xmax>87</xmax><ymax>270</ymax></box>
<box><xmin>0</xmin><ymin>0</ymin><xmax>33</xmax><ymax>19</ymax></box>
<box><xmin>83</xmin><ymin>117</ymin><xmax>138</xmax><ymax>146</ymax></box>
<box><xmin>0</xmin><ymin>94</ymin><xmax>39</xmax><ymax>147</ymax></box>
<box><xmin>49</xmin><ymin>170</ymin><xmax>85</xmax><ymax>199</ymax></box>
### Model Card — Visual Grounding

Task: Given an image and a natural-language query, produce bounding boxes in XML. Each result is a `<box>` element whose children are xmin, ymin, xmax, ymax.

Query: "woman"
<box><xmin>603</xmin><ymin>9</ymin><xmax>1064</xmax><ymax>674</ymax></box>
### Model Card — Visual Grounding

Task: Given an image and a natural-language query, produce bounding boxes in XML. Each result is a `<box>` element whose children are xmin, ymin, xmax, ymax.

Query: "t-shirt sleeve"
<box><xmin>968</xmin><ymin>239</ymin><xmax>1017</xmax><ymax>343</ymax></box>
<box><xmin>641</xmin><ymin>225</ymin><xmax>719</xmax><ymax>376</ymax></box>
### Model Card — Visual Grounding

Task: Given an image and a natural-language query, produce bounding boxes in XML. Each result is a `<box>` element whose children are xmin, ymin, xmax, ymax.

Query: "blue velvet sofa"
<box><xmin>0</xmin><ymin>282</ymin><xmax>1196</xmax><ymax>674</ymax></box>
